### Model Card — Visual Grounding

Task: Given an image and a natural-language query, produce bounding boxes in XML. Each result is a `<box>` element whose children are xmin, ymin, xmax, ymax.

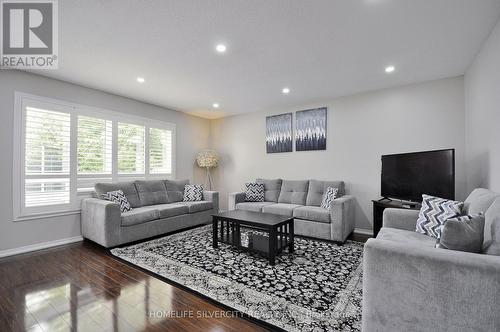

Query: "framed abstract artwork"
<box><xmin>295</xmin><ymin>107</ymin><xmax>327</xmax><ymax>151</ymax></box>
<box><xmin>266</xmin><ymin>113</ymin><xmax>292</xmax><ymax>153</ymax></box>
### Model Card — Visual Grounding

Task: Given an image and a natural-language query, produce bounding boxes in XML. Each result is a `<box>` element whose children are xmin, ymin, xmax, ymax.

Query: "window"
<box><xmin>149</xmin><ymin>127</ymin><xmax>173</xmax><ymax>174</ymax></box>
<box><xmin>77</xmin><ymin>116</ymin><xmax>113</xmax><ymax>192</ymax></box>
<box><xmin>24</xmin><ymin>107</ymin><xmax>71</xmax><ymax>209</ymax></box>
<box><xmin>14</xmin><ymin>93</ymin><xmax>176</xmax><ymax>220</ymax></box>
<box><xmin>118</xmin><ymin>123</ymin><xmax>145</xmax><ymax>174</ymax></box>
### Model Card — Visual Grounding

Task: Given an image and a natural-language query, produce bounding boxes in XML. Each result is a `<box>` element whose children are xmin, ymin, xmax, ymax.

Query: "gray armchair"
<box><xmin>362</xmin><ymin>189</ymin><xmax>500</xmax><ymax>331</ymax></box>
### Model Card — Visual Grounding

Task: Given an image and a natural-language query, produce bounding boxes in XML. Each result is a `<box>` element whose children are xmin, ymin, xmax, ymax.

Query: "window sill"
<box><xmin>14</xmin><ymin>209</ymin><xmax>81</xmax><ymax>222</ymax></box>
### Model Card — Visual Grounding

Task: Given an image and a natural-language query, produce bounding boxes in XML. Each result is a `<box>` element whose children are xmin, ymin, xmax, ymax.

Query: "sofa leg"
<box><xmin>333</xmin><ymin>240</ymin><xmax>345</xmax><ymax>246</ymax></box>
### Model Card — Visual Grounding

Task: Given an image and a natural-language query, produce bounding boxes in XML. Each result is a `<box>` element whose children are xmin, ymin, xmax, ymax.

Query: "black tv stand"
<box><xmin>372</xmin><ymin>198</ymin><xmax>421</xmax><ymax>237</ymax></box>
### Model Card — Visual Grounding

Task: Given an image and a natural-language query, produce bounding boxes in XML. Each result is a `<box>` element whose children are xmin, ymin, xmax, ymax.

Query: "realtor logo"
<box><xmin>1</xmin><ymin>0</ymin><xmax>58</xmax><ymax>69</ymax></box>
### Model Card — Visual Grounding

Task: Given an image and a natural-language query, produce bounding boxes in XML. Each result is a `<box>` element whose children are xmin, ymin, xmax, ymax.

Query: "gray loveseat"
<box><xmin>81</xmin><ymin>179</ymin><xmax>219</xmax><ymax>248</ymax></box>
<box><xmin>362</xmin><ymin>188</ymin><xmax>500</xmax><ymax>331</ymax></box>
<box><xmin>228</xmin><ymin>179</ymin><xmax>355</xmax><ymax>243</ymax></box>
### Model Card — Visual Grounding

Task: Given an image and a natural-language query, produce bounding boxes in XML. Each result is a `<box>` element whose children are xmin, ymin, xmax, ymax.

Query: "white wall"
<box><xmin>211</xmin><ymin>77</ymin><xmax>466</xmax><ymax>231</ymax></box>
<box><xmin>0</xmin><ymin>71</ymin><xmax>211</xmax><ymax>252</ymax></box>
<box><xmin>465</xmin><ymin>18</ymin><xmax>500</xmax><ymax>193</ymax></box>
<box><xmin>0</xmin><ymin>71</ymin><xmax>470</xmax><ymax>251</ymax></box>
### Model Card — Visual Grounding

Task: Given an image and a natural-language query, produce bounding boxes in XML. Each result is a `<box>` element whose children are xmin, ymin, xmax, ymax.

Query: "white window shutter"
<box><xmin>77</xmin><ymin>116</ymin><xmax>113</xmax><ymax>192</ymax></box>
<box><xmin>117</xmin><ymin>122</ymin><xmax>145</xmax><ymax>174</ymax></box>
<box><xmin>149</xmin><ymin>127</ymin><xmax>173</xmax><ymax>174</ymax></box>
<box><xmin>14</xmin><ymin>93</ymin><xmax>177</xmax><ymax>219</ymax></box>
<box><xmin>24</xmin><ymin>107</ymin><xmax>71</xmax><ymax>208</ymax></box>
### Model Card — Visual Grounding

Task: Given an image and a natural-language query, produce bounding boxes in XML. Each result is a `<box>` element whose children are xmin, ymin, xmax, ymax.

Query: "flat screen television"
<box><xmin>381</xmin><ymin>149</ymin><xmax>455</xmax><ymax>202</ymax></box>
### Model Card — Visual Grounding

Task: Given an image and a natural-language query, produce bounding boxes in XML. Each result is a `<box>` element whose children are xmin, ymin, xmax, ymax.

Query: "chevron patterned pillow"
<box><xmin>415</xmin><ymin>194</ymin><xmax>463</xmax><ymax>238</ymax></box>
<box><xmin>245</xmin><ymin>182</ymin><xmax>265</xmax><ymax>202</ymax></box>
<box><xmin>101</xmin><ymin>190</ymin><xmax>132</xmax><ymax>213</ymax></box>
<box><xmin>321</xmin><ymin>187</ymin><xmax>339</xmax><ymax>210</ymax></box>
<box><xmin>183</xmin><ymin>184</ymin><xmax>204</xmax><ymax>202</ymax></box>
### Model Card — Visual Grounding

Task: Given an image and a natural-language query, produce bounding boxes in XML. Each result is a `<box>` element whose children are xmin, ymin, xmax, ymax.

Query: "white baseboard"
<box><xmin>0</xmin><ymin>236</ymin><xmax>84</xmax><ymax>259</ymax></box>
<box><xmin>354</xmin><ymin>228</ymin><xmax>373</xmax><ymax>236</ymax></box>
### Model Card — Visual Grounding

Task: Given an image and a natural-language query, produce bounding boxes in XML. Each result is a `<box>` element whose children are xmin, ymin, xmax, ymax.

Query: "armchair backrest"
<box><xmin>464</xmin><ymin>188</ymin><xmax>500</xmax><ymax>215</ymax></box>
<box><xmin>463</xmin><ymin>188</ymin><xmax>500</xmax><ymax>256</ymax></box>
<box><xmin>484</xmin><ymin>197</ymin><xmax>500</xmax><ymax>256</ymax></box>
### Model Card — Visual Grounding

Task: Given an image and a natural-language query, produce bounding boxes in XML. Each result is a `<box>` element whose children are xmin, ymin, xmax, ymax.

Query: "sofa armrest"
<box><xmin>362</xmin><ymin>238</ymin><xmax>500</xmax><ymax>332</ymax></box>
<box><xmin>228</xmin><ymin>192</ymin><xmax>246</xmax><ymax>210</ymax></box>
<box><xmin>382</xmin><ymin>208</ymin><xmax>420</xmax><ymax>231</ymax></box>
<box><xmin>81</xmin><ymin>198</ymin><xmax>121</xmax><ymax>247</ymax></box>
<box><xmin>203</xmin><ymin>191</ymin><xmax>219</xmax><ymax>213</ymax></box>
<box><xmin>330</xmin><ymin>195</ymin><xmax>355</xmax><ymax>242</ymax></box>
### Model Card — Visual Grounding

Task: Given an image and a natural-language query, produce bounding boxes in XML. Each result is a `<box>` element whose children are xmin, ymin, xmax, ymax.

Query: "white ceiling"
<box><xmin>32</xmin><ymin>0</ymin><xmax>500</xmax><ymax>119</ymax></box>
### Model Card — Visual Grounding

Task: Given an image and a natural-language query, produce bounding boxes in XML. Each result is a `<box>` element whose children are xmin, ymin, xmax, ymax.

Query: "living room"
<box><xmin>1</xmin><ymin>1</ymin><xmax>500</xmax><ymax>331</ymax></box>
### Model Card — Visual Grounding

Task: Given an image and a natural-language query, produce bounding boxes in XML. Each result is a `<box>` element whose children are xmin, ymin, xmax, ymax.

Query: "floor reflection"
<box><xmin>14</xmin><ymin>268</ymin><xmax>173</xmax><ymax>331</ymax></box>
<box><xmin>0</xmin><ymin>243</ymin><xmax>264</xmax><ymax>332</ymax></box>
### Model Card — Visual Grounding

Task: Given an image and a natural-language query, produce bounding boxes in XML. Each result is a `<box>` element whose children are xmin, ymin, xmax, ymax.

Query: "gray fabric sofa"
<box><xmin>362</xmin><ymin>188</ymin><xmax>500</xmax><ymax>331</ymax></box>
<box><xmin>228</xmin><ymin>179</ymin><xmax>355</xmax><ymax>243</ymax></box>
<box><xmin>81</xmin><ymin>179</ymin><xmax>219</xmax><ymax>248</ymax></box>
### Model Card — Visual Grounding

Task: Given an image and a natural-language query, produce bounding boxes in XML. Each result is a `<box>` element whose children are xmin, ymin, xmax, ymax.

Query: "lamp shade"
<box><xmin>196</xmin><ymin>150</ymin><xmax>219</xmax><ymax>168</ymax></box>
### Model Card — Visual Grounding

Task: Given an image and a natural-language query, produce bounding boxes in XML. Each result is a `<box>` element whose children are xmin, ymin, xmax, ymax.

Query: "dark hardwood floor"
<box><xmin>0</xmin><ymin>241</ymin><xmax>271</xmax><ymax>332</ymax></box>
<box><xmin>0</xmin><ymin>232</ymin><xmax>371</xmax><ymax>332</ymax></box>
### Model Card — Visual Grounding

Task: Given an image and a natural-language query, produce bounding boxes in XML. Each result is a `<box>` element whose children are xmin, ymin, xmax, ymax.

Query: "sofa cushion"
<box><xmin>436</xmin><ymin>214</ymin><xmax>485</xmax><ymax>253</ymax></box>
<box><xmin>484</xmin><ymin>198</ymin><xmax>500</xmax><ymax>255</ymax></box>
<box><xmin>262</xmin><ymin>203</ymin><xmax>301</xmax><ymax>217</ymax></box>
<box><xmin>121</xmin><ymin>206</ymin><xmax>160</xmax><ymax>227</ymax></box>
<box><xmin>464</xmin><ymin>188</ymin><xmax>500</xmax><ymax>215</ymax></box>
<box><xmin>135</xmin><ymin>180</ymin><xmax>169</xmax><ymax>206</ymax></box>
<box><xmin>293</xmin><ymin>206</ymin><xmax>330</xmax><ymax>223</ymax></box>
<box><xmin>155</xmin><ymin>203</ymin><xmax>190</xmax><ymax>219</ymax></box>
<box><xmin>236</xmin><ymin>202</ymin><xmax>275</xmax><ymax>212</ymax></box>
<box><xmin>306</xmin><ymin>180</ymin><xmax>345</xmax><ymax>206</ymax></box>
<box><xmin>256</xmin><ymin>178</ymin><xmax>282</xmax><ymax>202</ymax></box>
<box><xmin>278</xmin><ymin>180</ymin><xmax>309</xmax><ymax>205</ymax></box>
<box><xmin>377</xmin><ymin>227</ymin><xmax>436</xmax><ymax>247</ymax></box>
<box><xmin>95</xmin><ymin>181</ymin><xmax>142</xmax><ymax>208</ymax></box>
<box><xmin>165</xmin><ymin>179</ymin><xmax>189</xmax><ymax>203</ymax></box>
<box><xmin>181</xmin><ymin>201</ymin><xmax>213</xmax><ymax>213</ymax></box>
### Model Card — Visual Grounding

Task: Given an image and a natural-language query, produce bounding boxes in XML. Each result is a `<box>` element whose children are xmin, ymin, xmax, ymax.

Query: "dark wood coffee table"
<box><xmin>212</xmin><ymin>210</ymin><xmax>294</xmax><ymax>266</ymax></box>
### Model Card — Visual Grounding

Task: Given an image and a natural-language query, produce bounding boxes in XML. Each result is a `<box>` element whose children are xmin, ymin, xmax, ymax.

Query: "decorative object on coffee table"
<box><xmin>212</xmin><ymin>210</ymin><xmax>294</xmax><ymax>265</ymax></box>
<box><xmin>196</xmin><ymin>150</ymin><xmax>218</xmax><ymax>190</ymax></box>
<box><xmin>296</xmin><ymin>107</ymin><xmax>327</xmax><ymax>151</ymax></box>
<box><xmin>266</xmin><ymin>113</ymin><xmax>292</xmax><ymax>153</ymax></box>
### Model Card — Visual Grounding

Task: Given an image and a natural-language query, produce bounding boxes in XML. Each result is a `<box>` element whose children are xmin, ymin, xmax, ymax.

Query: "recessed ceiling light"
<box><xmin>282</xmin><ymin>87</ymin><xmax>290</xmax><ymax>94</ymax></box>
<box><xmin>212</xmin><ymin>103</ymin><xmax>220</xmax><ymax>108</ymax></box>
<box><xmin>215</xmin><ymin>44</ymin><xmax>227</xmax><ymax>53</ymax></box>
<box><xmin>136</xmin><ymin>77</ymin><xmax>145</xmax><ymax>83</ymax></box>
<box><xmin>385</xmin><ymin>65</ymin><xmax>395</xmax><ymax>73</ymax></box>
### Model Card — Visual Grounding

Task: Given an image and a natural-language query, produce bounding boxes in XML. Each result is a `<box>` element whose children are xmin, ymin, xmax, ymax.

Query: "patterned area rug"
<box><xmin>111</xmin><ymin>225</ymin><xmax>364</xmax><ymax>331</ymax></box>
